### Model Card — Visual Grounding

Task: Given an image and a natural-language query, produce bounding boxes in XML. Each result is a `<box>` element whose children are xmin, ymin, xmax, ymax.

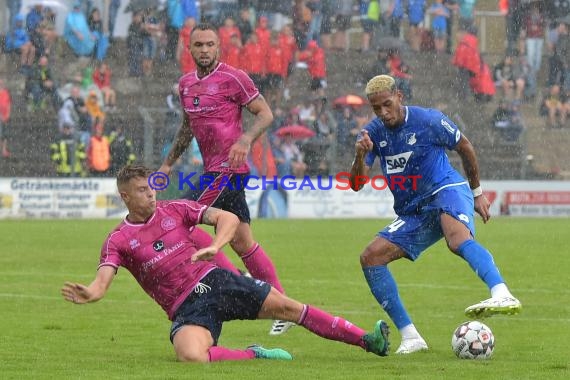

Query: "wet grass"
<box><xmin>0</xmin><ymin>218</ymin><xmax>568</xmax><ymax>379</ymax></box>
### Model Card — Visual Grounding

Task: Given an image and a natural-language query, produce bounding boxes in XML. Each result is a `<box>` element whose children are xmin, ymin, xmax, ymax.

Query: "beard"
<box><xmin>195</xmin><ymin>51</ymin><xmax>219</xmax><ymax>72</ymax></box>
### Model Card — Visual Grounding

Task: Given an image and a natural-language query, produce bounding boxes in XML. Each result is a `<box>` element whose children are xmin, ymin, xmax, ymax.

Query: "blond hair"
<box><xmin>365</xmin><ymin>75</ymin><xmax>397</xmax><ymax>96</ymax></box>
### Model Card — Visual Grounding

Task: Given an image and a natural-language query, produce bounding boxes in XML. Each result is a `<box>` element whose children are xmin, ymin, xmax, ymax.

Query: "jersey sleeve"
<box><xmin>169</xmin><ymin>199</ymin><xmax>208</xmax><ymax>227</ymax></box>
<box><xmin>98</xmin><ymin>232</ymin><xmax>123</xmax><ymax>270</ymax></box>
<box><xmin>432</xmin><ymin>111</ymin><xmax>462</xmax><ymax>150</ymax></box>
<box><xmin>231</xmin><ymin>68</ymin><xmax>260</xmax><ymax>106</ymax></box>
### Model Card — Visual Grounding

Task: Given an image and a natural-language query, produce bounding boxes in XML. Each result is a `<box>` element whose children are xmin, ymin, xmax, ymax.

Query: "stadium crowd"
<box><xmin>1</xmin><ymin>0</ymin><xmax>569</xmax><ymax>176</ymax></box>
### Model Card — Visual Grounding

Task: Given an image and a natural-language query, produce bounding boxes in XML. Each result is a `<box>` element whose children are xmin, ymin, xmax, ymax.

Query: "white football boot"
<box><xmin>395</xmin><ymin>337</ymin><xmax>428</xmax><ymax>354</ymax></box>
<box><xmin>465</xmin><ymin>296</ymin><xmax>522</xmax><ymax>318</ymax></box>
<box><xmin>269</xmin><ymin>320</ymin><xmax>295</xmax><ymax>336</ymax></box>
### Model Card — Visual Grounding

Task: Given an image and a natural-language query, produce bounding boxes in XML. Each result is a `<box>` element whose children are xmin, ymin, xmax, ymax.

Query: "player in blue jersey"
<box><xmin>349</xmin><ymin>75</ymin><xmax>521</xmax><ymax>354</ymax></box>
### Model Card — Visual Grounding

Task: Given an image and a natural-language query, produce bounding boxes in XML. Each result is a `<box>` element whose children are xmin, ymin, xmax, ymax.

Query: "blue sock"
<box><xmin>457</xmin><ymin>240</ymin><xmax>504</xmax><ymax>289</ymax></box>
<box><xmin>363</xmin><ymin>265</ymin><xmax>411</xmax><ymax>330</ymax></box>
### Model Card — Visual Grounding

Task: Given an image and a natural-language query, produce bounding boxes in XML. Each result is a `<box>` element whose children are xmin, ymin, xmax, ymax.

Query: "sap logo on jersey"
<box><xmin>385</xmin><ymin>152</ymin><xmax>413</xmax><ymax>174</ymax></box>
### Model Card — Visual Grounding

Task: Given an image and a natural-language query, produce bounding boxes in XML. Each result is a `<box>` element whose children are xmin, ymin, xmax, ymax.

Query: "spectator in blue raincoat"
<box><xmin>64</xmin><ymin>1</ymin><xmax>96</xmax><ymax>57</ymax></box>
<box><xmin>5</xmin><ymin>14</ymin><xmax>36</xmax><ymax>74</ymax></box>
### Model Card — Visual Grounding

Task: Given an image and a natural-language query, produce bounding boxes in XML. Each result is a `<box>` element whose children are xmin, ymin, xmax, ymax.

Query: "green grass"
<box><xmin>1</xmin><ymin>218</ymin><xmax>569</xmax><ymax>379</ymax></box>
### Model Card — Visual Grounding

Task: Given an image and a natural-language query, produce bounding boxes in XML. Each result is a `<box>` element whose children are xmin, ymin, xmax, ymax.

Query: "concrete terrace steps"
<box><xmin>0</xmin><ymin>37</ymin><xmax>553</xmax><ymax>179</ymax></box>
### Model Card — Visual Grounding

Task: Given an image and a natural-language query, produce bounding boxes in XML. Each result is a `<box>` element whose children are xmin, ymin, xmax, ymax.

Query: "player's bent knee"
<box><xmin>174</xmin><ymin>339</ymin><xmax>211</xmax><ymax>363</ymax></box>
<box><xmin>175</xmin><ymin>348</ymin><xmax>209</xmax><ymax>363</ymax></box>
<box><xmin>446</xmin><ymin>235</ymin><xmax>471</xmax><ymax>253</ymax></box>
<box><xmin>360</xmin><ymin>247</ymin><xmax>389</xmax><ymax>267</ymax></box>
<box><xmin>172</xmin><ymin>325</ymin><xmax>213</xmax><ymax>363</ymax></box>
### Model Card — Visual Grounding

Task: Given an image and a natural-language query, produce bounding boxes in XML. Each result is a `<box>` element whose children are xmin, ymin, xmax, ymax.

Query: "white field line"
<box><xmin>334</xmin><ymin>309</ymin><xmax>570</xmax><ymax>323</ymax></box>
<box><xmin>301</xmin><ymin>278</ymin><xmax>569</xmax><ymax>295</ymax></box>
<box><xmin>0</xmin><ymin>272</ymin><xmax>567</xmax><ymax>295</ymax></box>
<box><xmin>0</xmin><ymin>292</ymin><xmax>569</xmax><ymax>323</ymax></box>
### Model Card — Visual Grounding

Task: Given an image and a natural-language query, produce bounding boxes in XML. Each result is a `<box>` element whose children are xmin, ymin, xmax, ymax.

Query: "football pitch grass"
<box><xmin>1</xmin><ymin>218</ymin><xmax>568</xmax><ymax>380</ymax></box>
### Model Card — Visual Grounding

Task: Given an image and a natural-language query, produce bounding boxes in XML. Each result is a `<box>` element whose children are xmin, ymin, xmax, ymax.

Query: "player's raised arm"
<box><xmin>191</xmin><ymin>207</ymin><xmax>240</xmax><ymax>262</ymax></box>
<box><xmin>159</xmin><ymin>115</ymin><xmax>194</xmax><ymax>176</ymax></box>
<box><xmin>349</xmin><ymin>130</ymin><xmax>373</xmax><ymax>191</ymax></box>
<box><xmin>61</xmin><ymin>265</ymin><xmax>116</xmax><ymax>304</ymax></box>
<box><xmin>454</xmin><ymin>135</ymin><xmax>491</xmax><ymax>223</ymax></box>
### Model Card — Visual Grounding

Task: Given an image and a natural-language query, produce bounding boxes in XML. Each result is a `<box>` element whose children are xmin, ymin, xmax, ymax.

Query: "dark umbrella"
<box><xmin>274</xmin><ymin>125</ymin><xmax>316</xmax><ymax>140</ymax></box>
<box><xmin>124</xmin><ymin>0</ymin><xmax>159</xmax><ymax>13</ymax></box>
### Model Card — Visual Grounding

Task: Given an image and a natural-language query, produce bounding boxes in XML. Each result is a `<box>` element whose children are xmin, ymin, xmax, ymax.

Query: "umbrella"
<box><xmin>124</xmin><ymin>0</ymin><xmax>159</xmax><ymax>13</ymax></box>
<box><xmin>274</xmin><ymin>125</ymin><xmax>316</xmax><ymax>140</ymax></box>
<box><xmin>333</xmin><ymin>94</ymin><xmax>366</xmax><ymax>107</ymax></box>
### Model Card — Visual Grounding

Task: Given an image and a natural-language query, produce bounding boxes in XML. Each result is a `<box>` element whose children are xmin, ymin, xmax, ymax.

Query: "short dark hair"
<box><xmin>190</xmin><ymin>22</ymin><xmax>218</xmax><ymax>37</ymax></box>
<box><xmin>116</xmin><ymin>165</ymin><xmax>153</xmax><ymax>189</ymax></box>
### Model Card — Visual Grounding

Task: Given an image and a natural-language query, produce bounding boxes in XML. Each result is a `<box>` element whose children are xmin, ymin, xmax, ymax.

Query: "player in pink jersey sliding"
<box><xmin>158</xmin><ymin>22</ymin><xmax>291</xmax><ymax>335</ymax></box>
<box><xmin>61</xmin><ymin>165</ymin><xmax>390</xmax><ymax>362</ymax></box>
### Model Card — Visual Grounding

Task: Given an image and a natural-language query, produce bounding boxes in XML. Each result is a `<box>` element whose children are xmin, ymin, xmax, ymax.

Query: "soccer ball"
<box><xmin>451</xmin><ymin>321</ymin><xmax>495</xmax><ymax>359</ymax></box>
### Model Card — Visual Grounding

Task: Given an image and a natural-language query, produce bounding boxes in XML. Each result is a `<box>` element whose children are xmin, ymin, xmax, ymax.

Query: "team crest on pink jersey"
<box><xmin>161</xmin><ymin>217</ymin><xmax>177</xmax><ymax>231</ymax></box>
<box><xmin>129</xmin><ymin>239</ymin><xmax>140</xmax><ymax>249</ymax></box>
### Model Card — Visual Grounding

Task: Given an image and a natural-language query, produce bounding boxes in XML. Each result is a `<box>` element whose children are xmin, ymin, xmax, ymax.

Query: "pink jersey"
<box><xmin>178</xmin><ymin>62</ymin><xmax>259</xmax><ymax>174</ymax></box>
<box><xmin>98</xmin><ymin>200</ymin><xmax>216</xmax><ymax>320</ymax></box>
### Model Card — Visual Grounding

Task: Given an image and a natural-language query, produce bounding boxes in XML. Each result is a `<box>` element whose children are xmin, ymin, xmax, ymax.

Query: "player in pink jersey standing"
<box><xmin>61</xmin><ymin>165</ymin><xmax>390</xmax><ymax>362</ymax></box>
<box><xmin>158</xmin><ymin>23</ymin><xmax>291</xmax><ymax>335</ymax></box>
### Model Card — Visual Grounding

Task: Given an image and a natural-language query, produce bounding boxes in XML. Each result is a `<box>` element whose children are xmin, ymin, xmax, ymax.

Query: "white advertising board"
<box><xmin>0</xmin><ymin>178</ymin><xmax>127</xmax><ymax>219</ymax></box>
<box><xmin>1</xmin><ymin>178</ymin><xmax>569</xmax><ymax>219</ymax></box>
<box><xmin>482</xmin><ymin>181</ymin><xmax>570</xmax><ymax>217</ymax></box>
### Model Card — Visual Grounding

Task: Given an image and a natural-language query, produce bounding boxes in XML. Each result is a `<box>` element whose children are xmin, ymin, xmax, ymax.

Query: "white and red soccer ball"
<box><xmin>451</xmin><ymin>321</ymin><xmax>495</xmax><ymax>359</ymax></box>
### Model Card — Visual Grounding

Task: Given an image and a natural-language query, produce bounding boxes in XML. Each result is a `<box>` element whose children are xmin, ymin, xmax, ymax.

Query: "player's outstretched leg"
<box><xmin>458</xmin><ymin>240</ymin><xmax>522</xmax><ymax>318</ymax></box>
<box><xmin>363</xmin><ymin>265</ymin><xmax>428</xmax><ymax>354</ymax></box>
<box><xmin>297</xmin><ymin>305</ymin><xmax>390</xmax><ymax>356</ymax></box>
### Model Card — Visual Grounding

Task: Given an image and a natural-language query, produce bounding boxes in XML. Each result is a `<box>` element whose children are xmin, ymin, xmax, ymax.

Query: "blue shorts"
<box><xmin>183</xmin><ymin>172</ymin><xmax>252</xmax><ymax>223</ymax></box>
<box><xmin>170</xmin><ymin>268</ymin><xmax>271</xmax><ymax>345</ymax></box>
<box><xmin>378</xmin><ymin>185</ymin><xmax>476</xmax><ymax>260</ymax></box>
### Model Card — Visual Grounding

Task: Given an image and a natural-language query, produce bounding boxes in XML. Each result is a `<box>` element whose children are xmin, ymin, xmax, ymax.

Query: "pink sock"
<box><xmin>241</xmin><ymin>243</ymin><xmax>284</xmax><ymax>293</ymax></box>
<box><xmin>208</xmin><ymin>346</ymin><xmax>255</xmax><ymax>362</ymax></box>
<box><xmin>189</xmin><ymin>227</ymin><xmax>240</xmax><ymax>275</ymax></box>
<box><xmin>298</xmin><ymin>305</ymin><xmax>367</xmax><ymax>349</ymax></box>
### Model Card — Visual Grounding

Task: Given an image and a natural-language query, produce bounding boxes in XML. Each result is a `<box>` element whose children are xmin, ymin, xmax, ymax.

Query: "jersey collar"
<box><xmin>195</xmin><ymin>62</ymin><xmax>221</xmax><ymax>81</ymax></box>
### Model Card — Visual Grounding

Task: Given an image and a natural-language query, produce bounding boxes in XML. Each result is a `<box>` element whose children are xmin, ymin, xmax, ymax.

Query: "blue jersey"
<box><xmin>364</xmin><ymin>106</ymin><xmax>467</xmax><ymax>215</ymax></box>
<box><xmin>408</xmin><ymin>0</ymin><xmax>427</xmax><ymax>25</ymax></box>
